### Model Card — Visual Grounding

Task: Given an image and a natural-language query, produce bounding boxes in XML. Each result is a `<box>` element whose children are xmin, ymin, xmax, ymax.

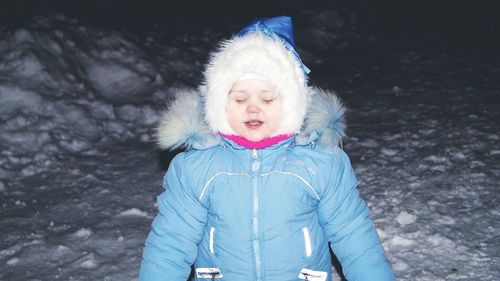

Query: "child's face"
<box><xmin>226</xmin><ymin>79</ymin><xmax>283</xmax><ymax>142</ymax></box>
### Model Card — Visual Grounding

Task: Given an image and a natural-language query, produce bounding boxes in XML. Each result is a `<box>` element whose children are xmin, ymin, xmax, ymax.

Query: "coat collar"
<box><xmin>219</xmin><ymin>134</ymin><xmax>296</xmax><ymax>151</ymax></box>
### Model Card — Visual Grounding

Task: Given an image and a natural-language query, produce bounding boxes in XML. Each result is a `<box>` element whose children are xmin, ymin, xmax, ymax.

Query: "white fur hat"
<box><xmin>202</xmin><ymin>16</ymin><xmax>310</xmax><ymax>136</ymax></box>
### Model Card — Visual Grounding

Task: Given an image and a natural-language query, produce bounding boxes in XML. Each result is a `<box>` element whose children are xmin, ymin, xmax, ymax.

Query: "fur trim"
<box><xmin>156</xmin><ymin>87</ymin><xmax>345</xmax><ymax>150</ymax></box>
<box><xmin>298</xmin><ymin>87</ymin><xmax>346</xmax><ymax>149</ymax></box>
<box><xmin>202</xmin><ymin>32</ymin><xmax>309</xmax><ymax>136</ymax></box>
<box><xmin>155</xmin><ymin>89</ymin><xmax>219</xmax><ymax>150</ymax></box>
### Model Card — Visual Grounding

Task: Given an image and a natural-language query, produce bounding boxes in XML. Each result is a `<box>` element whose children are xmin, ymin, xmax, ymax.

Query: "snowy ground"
<box><xmin>1</xmin><ymin>4</ymin><xmax>499</xmax><ymax>281</ymax></box>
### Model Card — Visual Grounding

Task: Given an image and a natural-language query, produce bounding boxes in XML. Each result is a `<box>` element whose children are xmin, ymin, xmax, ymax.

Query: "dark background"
<box><xmin>2</xmin><ymin>0</ymin><xmax>499</xmax><ymax>51</ymax></box>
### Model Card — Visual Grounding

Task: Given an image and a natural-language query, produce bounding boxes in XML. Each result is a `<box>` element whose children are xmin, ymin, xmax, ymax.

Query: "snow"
<box><xmin>117</xmin><ymin>208</ymin><xmax>150</xmax><ymax>218</ymax></box>
<box><xmin>390</xmin><ymin>235</ymin><xmax>414</xmax><ymax>247</ymax></box>
<box><xmin>396</xmin><ymin>211</ymin><xmax>417</xmax><ymax>226</ymax></box>
<box><xmin>1</xmin><ymin>3</ymin><xmax>500</xmax><ymax>281</ymax></box>
<box><xmin>72</xmin><ymin>228</ymin><xmax>92</xmax><ymax>239</ymax></box>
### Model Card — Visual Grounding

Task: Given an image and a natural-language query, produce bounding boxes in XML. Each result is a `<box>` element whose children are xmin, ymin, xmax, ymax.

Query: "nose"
<box><xmin>246</xmin><ymin>103</ymin><xmax>261</xmax><ymax>113</ymax></box>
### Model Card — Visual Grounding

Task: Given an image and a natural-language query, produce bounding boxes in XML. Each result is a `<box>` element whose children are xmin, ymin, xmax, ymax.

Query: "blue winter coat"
<box><xmin>138</xmin><ymin>88</ymin><xmax>395</xmax><ymax>281</ymax></box>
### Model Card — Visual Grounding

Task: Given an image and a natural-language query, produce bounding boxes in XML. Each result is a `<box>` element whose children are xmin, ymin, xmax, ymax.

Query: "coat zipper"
<box><xmin>251</xmin><ymin>149</ymin><xmax>262</xmax><ymax>280</ymax></box>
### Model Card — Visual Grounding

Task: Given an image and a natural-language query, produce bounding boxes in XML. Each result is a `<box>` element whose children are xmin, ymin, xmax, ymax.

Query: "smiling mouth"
<box><xmin>245</xmin><ymin>120</ymin><xmax>263</xmax><ymax>129</ymax></box>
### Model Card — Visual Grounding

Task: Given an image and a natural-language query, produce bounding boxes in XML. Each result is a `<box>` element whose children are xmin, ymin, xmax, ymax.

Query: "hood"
<box><xmin>156</xmin><ymin>86</ymin><xmax>346</xmax><ymax>151</ymax></box>
<box><xmin>202</xmin><ymin>18</ymin><xmax>309</xmax><ymax>137</ymax></box>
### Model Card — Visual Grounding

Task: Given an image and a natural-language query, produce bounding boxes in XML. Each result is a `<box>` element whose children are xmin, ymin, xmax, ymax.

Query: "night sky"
<box><xmin>2</xmin><ymin>0</ymin><xmax>499</xmax><ymax>52</ymax></box>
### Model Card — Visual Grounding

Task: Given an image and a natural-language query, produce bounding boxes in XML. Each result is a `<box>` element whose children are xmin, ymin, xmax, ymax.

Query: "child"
<box><xmin>138</xmin><ymin>16</ymin><xmax>395</xmax><ymax>281</ymax></box>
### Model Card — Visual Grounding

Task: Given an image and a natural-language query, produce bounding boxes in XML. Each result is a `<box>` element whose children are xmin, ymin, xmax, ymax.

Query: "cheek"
<box><xmin>225</xmin><ymin>103</ymin><xmax>243</xmax><ymax>120</ymax></box>
<box><xmin>269</xmin><ymin>104</ymin><xmax>284</xmax><ymax>122</ymax></box>
<box><xmin>261</xmin><ymin>108</ymin><xmax>282</xmax><ymax>130</ymax></box>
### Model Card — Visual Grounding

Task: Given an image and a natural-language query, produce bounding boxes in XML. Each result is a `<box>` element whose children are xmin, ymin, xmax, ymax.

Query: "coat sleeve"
<box><xmin>317</xmin><ymin>149</ymin><xmax>395</xmax><ymax>281</ymax></box>
<box><xmin>138</xmin><ymin>153</ymin><xmax>208</xmax><ymax>281</ymax></box>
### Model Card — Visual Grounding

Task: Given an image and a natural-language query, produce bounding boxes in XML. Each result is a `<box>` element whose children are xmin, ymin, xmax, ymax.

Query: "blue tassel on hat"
<box><xmin>237</xmin><ymin>16</ymin><xmax>311</xmax><ymax>74</ymax></box>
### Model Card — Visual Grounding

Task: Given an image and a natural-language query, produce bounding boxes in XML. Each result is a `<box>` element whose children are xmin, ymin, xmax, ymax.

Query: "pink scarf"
<box><xmin>220</xmin><ymin>133</ymin><xmax>293</xmax><ymax>149</ymax></box>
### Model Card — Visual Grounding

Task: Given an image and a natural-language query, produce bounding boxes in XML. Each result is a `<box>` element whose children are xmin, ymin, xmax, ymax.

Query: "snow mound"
<box><xmin>0</xmin><ymin>14</ymin><xmax>184</xmax><ymax>179</ymax></box>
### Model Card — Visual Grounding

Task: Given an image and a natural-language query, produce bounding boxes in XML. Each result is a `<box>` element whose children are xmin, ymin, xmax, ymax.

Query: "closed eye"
<box><xmin>262</xmin><ymin>99</ymin><xmax>275</xmax><ymax>104</ymax></box>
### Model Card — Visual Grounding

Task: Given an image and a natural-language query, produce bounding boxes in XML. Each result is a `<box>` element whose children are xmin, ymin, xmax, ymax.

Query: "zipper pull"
<box><xmin>251</xmin><ymin>149</ymin><xmax>260</xmax><ymax>172</ymax></box>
